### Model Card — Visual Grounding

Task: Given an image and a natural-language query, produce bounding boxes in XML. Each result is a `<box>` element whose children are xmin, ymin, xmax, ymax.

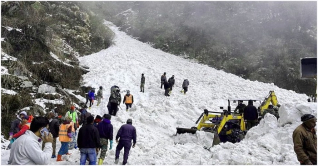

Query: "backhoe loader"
<box><xmin>176</xmin><ymin>100</ymin><xmax>252</xmax><ymax>146</ymax></box>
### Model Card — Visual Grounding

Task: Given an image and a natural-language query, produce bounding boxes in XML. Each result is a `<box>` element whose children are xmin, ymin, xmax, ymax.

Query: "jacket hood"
<box><xmin>303</xmin><ymin>118</ymin><xmax>317</xmax><ymax>129</ymax></box>
<box><xmin>103</xmin><ymin>119</ymin><xmax>111</xmax><ymax>124</ymax></box>
<box><xmin>17</xmin><ymin>111</ymin><xmax>27</xmax><ymax>120</ymax></box>
<box><xmin>20</xmin><ymin>111</ymin><xmax>27</xmax><ymax>116</ymax></box>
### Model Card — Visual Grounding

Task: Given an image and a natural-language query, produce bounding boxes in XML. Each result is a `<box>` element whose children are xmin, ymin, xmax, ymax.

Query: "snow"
<box><xmin>50</xmin><ymin>52</ymin><xmax>74</xmax><ymax>67</ymax></box>
<box><xmin>1</xmin><ymin>66</ymin><xmax>9</xmax><ymax>75</ymax></box>
<box><xmin>1</xmin><ymin>20</ymin><xmax>317</xmax><ymax>165</ymax></box>
<box><xmin>1</xmin><ymin>52</ymin><xmax>17</xmax><ymax>61</ymax></box>
<box><xmin>38</xmin><ymin>84</ymin><xmax>56</xmax><ymax>94</ymax></box>
<box><xmin>1</xmin><ymin>88</ymin><xmax>17</xmax><ymax>95</ymax></box>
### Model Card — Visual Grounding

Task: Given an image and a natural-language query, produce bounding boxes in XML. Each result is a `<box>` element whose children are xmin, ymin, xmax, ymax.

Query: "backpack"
<box><xmin>110</xmin><ymin>91</ymin><xmax>120</xmax><ymax>104</ymax></box>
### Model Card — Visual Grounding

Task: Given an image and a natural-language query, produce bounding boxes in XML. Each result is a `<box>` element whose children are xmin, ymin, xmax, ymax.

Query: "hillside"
<box><xmin>1</xmin><ymin>1</ymin><xmax>114</xmax><ymax>137</ymax></box>
<box><xmin>2</xmin><ymin>21</ymin><xmax>316</xmax><ymax>165</ymax></box>
<box><xmin>82</xmin><ymin>1</ymin><xmax>317</xmax><ymax>96</ymax></box>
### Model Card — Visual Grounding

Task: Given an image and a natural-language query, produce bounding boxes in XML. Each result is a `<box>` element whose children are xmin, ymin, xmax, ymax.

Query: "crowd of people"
<box><xmin>8</xmin><ymin>108</ymin><xmax>137</xmax><ymax>165</ymax></box>
<box><xmin>6</xmin><ymin>72</ymin><xmax>316</xmax><ymax>165</ymax></box>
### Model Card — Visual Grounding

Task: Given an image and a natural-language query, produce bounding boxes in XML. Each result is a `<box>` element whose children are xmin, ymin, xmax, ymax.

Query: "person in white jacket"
<box><xmin>8</xmin><ymin>117</ymin><xmax>53</xmax><ymax>165</ymax></box>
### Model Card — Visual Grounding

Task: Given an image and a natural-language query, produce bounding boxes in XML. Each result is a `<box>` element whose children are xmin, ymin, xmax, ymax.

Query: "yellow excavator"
<box><xmin>176</xmin><ymin>100</ymin><xmax>250</xmax><ymax>146</ymax></box>
<box><xmin>176</xmin><ymin>92</ymin><xmax>280</xmax><ymax>146</ymax></box>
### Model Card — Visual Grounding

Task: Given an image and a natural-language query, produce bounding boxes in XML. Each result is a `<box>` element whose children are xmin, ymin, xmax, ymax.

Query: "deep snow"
<box><xmin>1</xmin><ymin>20</ymin><xmax>317</xmax><ymax>165</ymax></box>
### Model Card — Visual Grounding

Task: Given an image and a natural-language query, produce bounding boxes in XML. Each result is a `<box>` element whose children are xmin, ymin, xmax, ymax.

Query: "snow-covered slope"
<box><xmin>1</xmin><ymin>21</ymin><xmax>316</xmax><ymax>165</ymax></box>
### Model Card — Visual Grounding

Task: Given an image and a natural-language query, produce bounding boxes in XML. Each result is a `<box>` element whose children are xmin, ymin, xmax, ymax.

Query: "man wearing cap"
<box><xmin>115</xmin><ymin>119</ymin><xmax>137</xmax><ymax>165</ymax></box>
<box><xmin>293</xmin><ymin>114</ymin><xmax>317</xmax><ymax>165</ymax></box>
<box><xmin>96</xmin><ymin>114</ymin><xmax>113</xmax><ymax>165</ymax></box>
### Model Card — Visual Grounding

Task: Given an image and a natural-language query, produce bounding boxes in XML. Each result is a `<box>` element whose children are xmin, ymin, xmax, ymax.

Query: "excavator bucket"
<box><xmin>176</xmin><ymin>127</ymin><xmax>197</xmax><ymax>135</ymax></box>
<box><xmin>212</xmin><ymin>132</ymin><xmax>221</xmax><ymax>147</ymax></box>
<box><xmin>300</xmin><ymin>57</ymin><xmax>317</xmax><ymax>78</ymax></box>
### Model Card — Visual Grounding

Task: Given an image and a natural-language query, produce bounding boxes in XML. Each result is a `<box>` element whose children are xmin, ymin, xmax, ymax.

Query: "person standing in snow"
<box><xmin>164</xmin><ymin>80</ymin><xmax>170</xmax><ymax>96</ymax></box>
<box><xmin>78</xmin><ymin>115</ymin><xmax>101</xmax><ymax>165</ymax></box>
<box><xmin>140</xmin><ymin>73</ymin><xmax>145</xmax><ymax>93</ymax></box>
<box><xmin>123</xmin><ymin>90</ymin><xmax>134</xmax><ymax>111</ymax></box>
<box><xmin>88</xmin><ymin>88</ymin><xmax>96</xmax><ymax>109</ymax></box>
<box><xmin>65</xmin><ymin>105</ymin><xmax>79</xmax><ymax>149</ymax></box>
<box><xmin>115</xmin><ymin>119</ymin><xmax>136</xmax><ymax>165</ymax></box>
<box><xmin>7</xmin><ymin>111</ymin><xmax>27</xmax><ymax>149</ymax></box>
<box><xmin>293</xmin><ymin>114</ymin><xmax>317</xmax><ymax>165</ymax></box>
<box><xmin>109</xmin><ymin>87</ymin><xmax>121</xmax><ymax>116</ymax></box>
<box><xmin>96</xmin><ymin>86</ymin><xmax>103</xmax><ymax>106</ymax></box>
<box><xmin>8</xmin><ymin>117</ymin><xmax>53</xmax><ymax>165</ymax></box>
<box><xmin>161</xmin><ymin>72</ymin><xmax>167</xmax><ymax>89</ymax></box>
<box><xmin>79</xmin><ymin>105</ymin><xmax>91</xmax><ymax>126</ymax></box>
<box><xmin>85</xmin><ymin>88</ymin><xmax>92</xmax><ymax>106</ymax></box>
<box><xmin>46</xmin><ymin>111</ymin><xmax>60</xmax><ymax>158</ymax></box>
<box><xmin>182</xmin><ymin>79</ymin><xmax>189</xmax><ymax>94</ymax></box>
<box><xmin>168</xmin><ymin>75</ymin><xmax>175</xmax><ymax>92</ymax></box>
<box><xmin>57</xmin><ymin>116</ymin><xmax>74</xmax><ymax>161</ymax></box>
<box><xmin>243</xmin><ymin>100</ymin><xmax>258</xmax><ymax>130</ymax></box>
<box><xmin>96</xmin><ymin>114</ymin><xmax>113</xmax><ymax>165</ymax></box>
<box><xmin>12</xmin><ymin>115</ymin><xmax>31</xmax><ymax>140</ymax></box>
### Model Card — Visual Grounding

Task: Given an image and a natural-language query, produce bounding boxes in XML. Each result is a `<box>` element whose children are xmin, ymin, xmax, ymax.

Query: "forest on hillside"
<box><xmin>82</xmin><ymin>1</ymin><xmax>317</xmax><ymax>96</ymax></box>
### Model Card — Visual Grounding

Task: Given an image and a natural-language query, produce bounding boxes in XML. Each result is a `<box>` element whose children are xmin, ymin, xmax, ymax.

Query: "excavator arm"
<box><xmin>259</xmin><ymin>91</ymin><xmax>279</xmax><ymax>115</ymax></box>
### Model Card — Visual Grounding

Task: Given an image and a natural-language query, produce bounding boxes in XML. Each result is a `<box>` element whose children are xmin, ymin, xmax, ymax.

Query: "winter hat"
<box><xmin>22</xmin><ymin>115</ymin><xmax>29</xmax><ymax>120</ymax></box>
<box><xmin>19</xmin><ymin>111</ymin><xmax>27</xmax><ymax>116</ymax></box>
<box><xmin>127</xmin><ymin>119</ymin><xmax>132</xmax><ymax>124</ymax></box>
<box><xmin>301</xmin><ymin>114</ymin><xmax>316</xmax><ymax>122</ymax></box>
<box><xmin>87</xmin><ymin>115</ymin><xmax>94</xmax><ymax>124</ymax></box>
<box><xmin>71</xmin><ymin>105</ymin><xmax>75</xmax><ymax>110</ymax></box>
<box><xmin>103</xmin><ymin>114</ymin><xmax>111</xmax><ymax>120</ymax></box>
<box><xmin>127</xmin><ymin>90</ymin><xmax>130</xmax><ymax>94</ymax></box>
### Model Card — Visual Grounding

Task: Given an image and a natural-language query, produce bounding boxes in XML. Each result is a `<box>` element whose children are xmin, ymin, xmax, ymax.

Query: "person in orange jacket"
<box><xmin>123</xmin><ymin>90</ymin><xmax>134</xmax><ymax>111</ymax></box>
<box><xmin>56</xmin><ymin>117</ymin><xmax>74</xmax><ymax>161</ymax></box>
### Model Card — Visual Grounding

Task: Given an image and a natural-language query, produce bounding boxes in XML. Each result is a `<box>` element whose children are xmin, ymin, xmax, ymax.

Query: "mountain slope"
<box><xmin>1</xmin><ymin>21</ymin><xmax>316</xmax><ymax>165</ymax></box>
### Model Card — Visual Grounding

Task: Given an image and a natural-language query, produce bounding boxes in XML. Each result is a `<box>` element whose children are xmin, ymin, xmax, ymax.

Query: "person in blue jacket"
<box><xmin>88</xmin><ymin>88</ymin><xmax>95</xmax><ymax>109</ymax></box>
<box><xmin>115</xmin><ymin>119</ymin><xmax>136</xmax><ymax>165</ymax></box>
<box><xmin>96</xmin><ymin>114</ymin><xmax>113</xmax><ymax>165</ymax></box>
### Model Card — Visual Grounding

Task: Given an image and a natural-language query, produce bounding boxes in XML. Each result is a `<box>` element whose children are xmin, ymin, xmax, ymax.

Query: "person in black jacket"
<box><xmin>243</xmin><ymin>100</ymin><xmax>258</xmax><ymax>130</ymax></box>
<box><xmin>45</xmin><ymin>112</ymin><xmax>59</xmax><ymax>158</ymax></box>
<box><xmin>164</xmin><ymin>80</ymin><xmax>170</xmax><ymax>96</ymax></box>
<box><xmin>78</xmin><ymin>116</ymin><xmax>101</xmax><ymax>165</ymax></box>
<box><xmin>168</xmin><ymin>75</ymin><xmax>175</xmax><ymax>91</ymax></box>
<box><xmin>96</xmin><ymin>114</ymin><xmax>113</xmax><ymax>165</ymax></box>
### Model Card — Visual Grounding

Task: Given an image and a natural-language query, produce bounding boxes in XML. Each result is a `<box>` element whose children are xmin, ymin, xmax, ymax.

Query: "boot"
<box><xmin>57</xmin><ymin>154</ymin><xmax>63</xmax><ymax>161</ymax></box>
<box><xmin>98</xmin><ymin>158</ymin><xmax>104</xmax><ymax>165</ymax></box>
<box><xmin>115</xmin><ymin>158</ymin><xmax>119</xmax><ymax>164</ymax></box>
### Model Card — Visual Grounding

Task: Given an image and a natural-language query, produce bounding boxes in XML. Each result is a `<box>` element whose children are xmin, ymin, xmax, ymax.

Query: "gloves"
<box><xmin>109</xmin><ymin>140</ymin><xmax>113</xmax><ymax>150</ymax></box>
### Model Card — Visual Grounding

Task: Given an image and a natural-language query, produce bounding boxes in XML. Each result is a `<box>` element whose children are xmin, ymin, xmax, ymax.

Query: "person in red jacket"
<box><xmin>12</xmin><ymin>116</ymin><xmax>30</xmax><ymax>139</ymax></box>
